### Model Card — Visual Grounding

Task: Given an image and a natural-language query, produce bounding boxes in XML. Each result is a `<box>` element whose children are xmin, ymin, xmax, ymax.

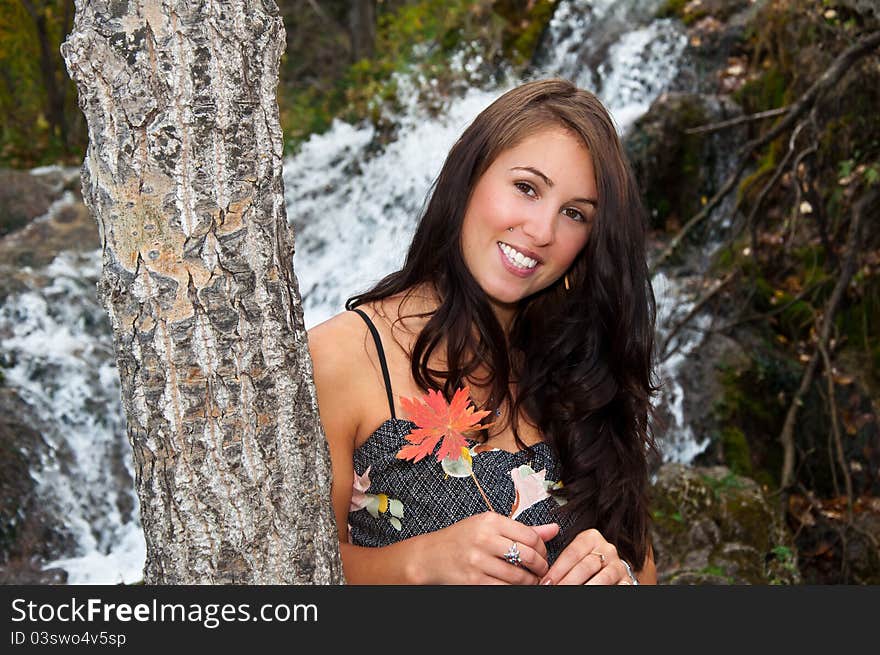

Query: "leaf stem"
<box><xmin>470</xmin><ymin>472</ymin><xmax>495</xmax><ymax>513</ymax></box>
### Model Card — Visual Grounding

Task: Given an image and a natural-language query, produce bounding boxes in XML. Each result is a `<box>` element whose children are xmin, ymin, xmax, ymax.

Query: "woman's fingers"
<box><xmin>551</xmin><ymin>548</ymin><xmax>606</xmax><ymax>585</ymax></box>
<box><xmin>483</xmin><ymin>550</ymin><xmax>542</xmax><ymax>585</ymax></box>
<box><xmin>584</xmin><ymin>559</ymin><xmax>627</xmax><ymax>585</ymax></box>
<box><xmin>542</xmin><ymin>529</ymin><xmax>628</xmax><ymax>585</ymax></box>
<box><xmin>541</xmin><ymin>530</ymin><xmax>597</xmax><ymax>584</ymax></box>
<box><xmin>501</xmin><ymin>519</ymin><xmax>558</xmax><ymax>561</ymax></box>
<box><xmin>491</xmin><ymin>535</ymin><xmax>549</xmax><ymax>579</ymax></box>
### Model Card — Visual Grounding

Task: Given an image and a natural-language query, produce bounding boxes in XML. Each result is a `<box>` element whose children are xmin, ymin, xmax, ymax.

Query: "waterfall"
<box><xmin>0</xmin><ymin>193</ymin><xmax>143</xmax><ymax>583</ymax></box>
<box><xmin>2</xmin><ymin>0</ymin><xmax>711</xmax><ymax>583</ymax></box>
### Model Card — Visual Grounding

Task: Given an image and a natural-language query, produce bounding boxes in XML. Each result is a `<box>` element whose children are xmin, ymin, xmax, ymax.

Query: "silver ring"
<box><xmin>621</xmin><ymin>559</ymin><xmax>639</xmax><ymax>585</ymax></box>
<box><xmin>503</xmin><ymin>542</ymin><xmax>522</xmax><ymax>567</ymax></box>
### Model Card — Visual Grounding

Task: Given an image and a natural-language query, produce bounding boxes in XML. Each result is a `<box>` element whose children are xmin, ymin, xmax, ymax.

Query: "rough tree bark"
<box><xmin>61</xmin><ymin>0</ymin><xmax>343</xmax><ymax>583</ymax></box>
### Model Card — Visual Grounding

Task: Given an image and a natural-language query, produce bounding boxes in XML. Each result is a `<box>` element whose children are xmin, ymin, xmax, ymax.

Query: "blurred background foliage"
<box><xmin>0</xmin><ymin>0</ymin><xmax>81</xmax><ymax>167</ymax></box>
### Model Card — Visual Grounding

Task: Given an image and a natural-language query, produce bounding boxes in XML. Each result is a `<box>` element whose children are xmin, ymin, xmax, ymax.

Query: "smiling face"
<box><xmin>460</xmin><ymin>127</ymin><xmax>598</xmax><ymax>325</ymax></box>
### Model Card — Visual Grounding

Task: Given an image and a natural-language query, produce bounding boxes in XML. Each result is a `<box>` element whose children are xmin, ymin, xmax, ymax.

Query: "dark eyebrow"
<box><xmin>511</xmin><ymin>166</ymin><xmax>554</xmax><ymax>187</ymax></box>
<box><xmin>510</xmin><ymin>166</ymin><xmax>598</xmax><ymax>207</ymax></box>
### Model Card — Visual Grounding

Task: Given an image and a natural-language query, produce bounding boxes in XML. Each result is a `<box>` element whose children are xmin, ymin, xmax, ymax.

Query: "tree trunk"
<box><xmin>348</xmin><ymin>0</ymin><xmax>376</xmax><ymax>62</ymax></box>
<box><xmin>61</xmin><ymin>0</ymin><xmax>343</xmax><ymax>584</ymax></box>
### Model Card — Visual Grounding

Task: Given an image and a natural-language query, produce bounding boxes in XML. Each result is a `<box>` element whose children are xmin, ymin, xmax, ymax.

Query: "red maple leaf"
<box><xmin>396</xmin><ymin>386</ymin><xmax>493</xmax><ymax>463</ymax></box>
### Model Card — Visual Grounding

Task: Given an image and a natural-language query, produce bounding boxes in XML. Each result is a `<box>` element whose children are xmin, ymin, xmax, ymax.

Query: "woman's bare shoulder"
<box><xmin>307</xmin><ymin>309</ymin><xmax>371</xmax><ymax>373</ymax></box>
<box><xmin>307</xmin><ymin>309</ymin><xmax>376</xmax><ymax>446</ymax></box>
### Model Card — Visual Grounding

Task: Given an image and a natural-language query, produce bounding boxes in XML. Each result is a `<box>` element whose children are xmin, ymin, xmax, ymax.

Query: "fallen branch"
<box><xmin>785</xmin><ymin>109</ymin><xmax>820</xmax><ymax>248</ymax></box>
<box><xmin>684</xmin><ymin>106</ymin><xmax>791</xmax><ymax>135</ymax></box>
<box><xmin>816</xmin><ymin>327</ymin><xmax>853</xmax><ymax>523</ymax></box>
<box><xmin>779</xmin><ymin>189</ymin><xmax>878</xmax><ymax>495</ymax></box>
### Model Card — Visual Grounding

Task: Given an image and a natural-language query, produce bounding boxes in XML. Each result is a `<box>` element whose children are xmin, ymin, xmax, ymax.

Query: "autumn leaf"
<box><xmin>396</xmin><ymin>386</ymin><xmax>493</xmax><ymax>463</ymax></box>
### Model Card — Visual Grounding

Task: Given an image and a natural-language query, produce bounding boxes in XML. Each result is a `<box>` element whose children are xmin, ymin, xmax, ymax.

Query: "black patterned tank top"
<box><xmin>346</xmin><ymin>307</ymin><xmax>573</xmax><ymax>564</ymax></box>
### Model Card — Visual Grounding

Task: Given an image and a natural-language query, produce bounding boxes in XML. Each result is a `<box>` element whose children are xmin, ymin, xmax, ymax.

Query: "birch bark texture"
<box><xmin>61</xmin><ymin>0</ymin><xmax>343</xmax><ymax>583</ymax></box>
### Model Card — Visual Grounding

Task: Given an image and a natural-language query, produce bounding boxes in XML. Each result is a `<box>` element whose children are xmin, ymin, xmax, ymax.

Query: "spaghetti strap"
<box><xmin>349</xmin><ymin>307</ymin><xmax>397</xmax><ymax>420</ymax></box>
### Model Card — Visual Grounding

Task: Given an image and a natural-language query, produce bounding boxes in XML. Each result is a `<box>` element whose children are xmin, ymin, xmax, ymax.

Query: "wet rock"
<box><xmin>0</xmin><ymin>561</ymin><xmax>68</xmax><ymax>585</ymax></box>
<box><xmin>663</xmin><ymin>0</ymin><xmax>760</xmax><ymax>96</ymax></box>
<box><xmin>624</xmin><ymin>91</ymin><xmax>746</xmax><ymax>235</ymax></box>
<box><xmin>678</xmin><ymin>331</ymin><xmax>752</xmax><ymax>467</ymax></box>
<box><xmin>0</xmin><ymin>387</ymin><xmax>75</xmax><ymax>582</ymax></box>
<box><xmin>0</xmin><ymin>173</ymin><xmax>97</xmax><ymax>305</ymax></box>
<box><xmin>650</xmin><ymin>463</ymin><xmax>801</xmax><ymax>584</ymax></box>
<box><xmin>0</xmin><ymin>169</ymin><xmax>55</xmax><ymax>237</ymax></box>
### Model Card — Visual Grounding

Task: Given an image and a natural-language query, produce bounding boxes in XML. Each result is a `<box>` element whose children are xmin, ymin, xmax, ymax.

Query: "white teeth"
<box><xmin>498</xmin><ymin>242</ymin><xmax>537</xmax><ymax>269</ymax></box>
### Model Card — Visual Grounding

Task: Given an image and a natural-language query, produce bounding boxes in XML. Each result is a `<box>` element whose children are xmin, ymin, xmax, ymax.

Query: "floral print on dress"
<box><xmin>509</xmin><ymin>464</ymin><xmax>567</xmax><ymax>519</ymax></box>
<box><xmin>350</xmin><ymin>465</ymin><xmax>404</xmax><ymax>531</ymax></box>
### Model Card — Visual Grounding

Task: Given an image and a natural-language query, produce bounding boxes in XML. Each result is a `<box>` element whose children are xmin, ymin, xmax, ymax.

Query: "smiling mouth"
<box><xmin>497</xmin><ymin>241</ymin><xmax>539</xmax><ymax>270</ymax></box>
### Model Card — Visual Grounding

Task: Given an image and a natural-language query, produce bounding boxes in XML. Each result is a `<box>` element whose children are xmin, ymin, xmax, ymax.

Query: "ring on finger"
<box><xmin>590</xmin><ymin>550</ymin><xmax>606</xmax><ymax>566</ymax></box>
<box><xmin>503</xmin><ymin>541</ymin><xmax>523</xmax><ymax>567</ymax></box>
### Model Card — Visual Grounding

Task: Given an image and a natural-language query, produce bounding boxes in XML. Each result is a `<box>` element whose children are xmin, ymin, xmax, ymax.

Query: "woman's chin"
<box><xmin>484</xmin><ymin>290</ymin><xmax>521</xmax><ymax>312</ymax></box>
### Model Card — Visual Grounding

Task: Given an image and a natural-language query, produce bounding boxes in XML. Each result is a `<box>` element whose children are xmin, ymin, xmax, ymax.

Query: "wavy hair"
<box><xmin>346</xmin><ymin>78</ymin><xmax>659</xmax><ymax>569</ymax></box>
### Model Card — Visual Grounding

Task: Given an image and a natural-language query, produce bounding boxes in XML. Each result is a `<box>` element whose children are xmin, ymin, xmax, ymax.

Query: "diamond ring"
<box><xmin>503</xmin><ymin>542</ymin><xmax>522</xmax><ymax>567</ymax></box>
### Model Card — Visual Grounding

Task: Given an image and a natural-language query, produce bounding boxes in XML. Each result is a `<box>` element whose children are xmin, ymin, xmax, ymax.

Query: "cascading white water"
<box><xmin>0</xmin><ymin>192</ymin><xmax>144</xmax><ymax>584</ymax></box>
<box><xmin>1</xmin><ymin>0</ymin><xmax>712</xmax><ymax>583</ymax></box>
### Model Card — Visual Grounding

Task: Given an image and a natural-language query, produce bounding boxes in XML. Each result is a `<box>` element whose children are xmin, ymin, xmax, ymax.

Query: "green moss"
<box><xmin>836</xmin><ymin>275</ymin><xmax>880</xmax><ymax>392</ymax></box>
<box><xmin>712</xmin><ymin>351</ymin><xmax>801</xmax><ymax>489</ymax></box>
<box><xmin>701</xmin><ymin>471</ymin><xmax>749</xmax><ymax>501</ymax></box>
<box><xmin>495</xmin><ymin>0</ymin><xmax>559</xmax><ymax>65</ymax></box>
<box><xmin>652</xmin><ymin>508</ymin><xmax>684</xmax><ymax>523</ymax></box>
<box><xmin>656</xmin><ymin>0</ymin><xmax>687</xmax><ymax>19</ymax></box>
<box><xmin>737</xmin><ymin>138</ymin><xmax>781</xmax><ymax>205</ymax></box>
<box><xmin>734</xmin><ymin>67</ymin><xmax>789</xmax><ymax>114</ymax></box>
<box><xmin>777</xmin><ymin>296</ymin><xmax>815</xmax><ymax>342</ymax></box>
<box><xmin>637</xmin><ymin>96</ymin><xmax>709</xmax><ymax>229</ymax></box>
<box><xmin>656</xmin><ymin>0</ymin><xmax>705</xmax><ymax>25</ymax></box>
<box><xmin>769</xmin><ymin>544</ymin><xmax>799</xmax><ymax>579</ymax></box>
<box><xmin>720</xmin><ymin>427</ymin><xmax>753</xmax><ymax>477</ymax></box>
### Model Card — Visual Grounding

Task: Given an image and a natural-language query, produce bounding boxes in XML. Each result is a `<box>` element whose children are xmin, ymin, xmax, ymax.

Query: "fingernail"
<box><xmin>541</xmin><ymin>578</ymin><xmax>554</xmax><ymax>586</ymax></box>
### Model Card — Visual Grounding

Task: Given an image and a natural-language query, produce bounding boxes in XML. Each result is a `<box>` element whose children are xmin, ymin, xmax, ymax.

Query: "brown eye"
<box><xmin>515</xmin><ymin>182</ymin><xmax>537</xmax><ymax>197</ymax></box>
<box><xmin>563</xmin><ymin>207</ymin><xmax>587</xmax><ymax>223</ymax></box>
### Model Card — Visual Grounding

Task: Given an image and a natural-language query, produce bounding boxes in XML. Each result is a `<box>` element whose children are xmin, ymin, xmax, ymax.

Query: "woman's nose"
<box><xmin>520</xmin><ymin>207</ymin><xmax>556</xmax><ymax>247</ymax></box>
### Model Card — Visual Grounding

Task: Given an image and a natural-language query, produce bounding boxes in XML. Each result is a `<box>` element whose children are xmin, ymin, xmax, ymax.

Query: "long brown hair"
<box><xmin>347</xmin><ymin>78</ymin><xmax>659</xmax><ymax>568</ymax></box>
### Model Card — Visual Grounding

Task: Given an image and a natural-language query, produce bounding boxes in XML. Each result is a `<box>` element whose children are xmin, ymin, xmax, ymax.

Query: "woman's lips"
<box><xmin>497</xmin><ymin>242</ymin><xmax>539</xmax><ymax>278</ymax></box>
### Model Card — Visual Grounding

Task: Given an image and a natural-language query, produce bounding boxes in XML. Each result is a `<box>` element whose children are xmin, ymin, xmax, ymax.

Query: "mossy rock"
<box><xmin>650</xmin><ymin>463</ymin><xmax>801</xmax><ymax>584</ymax></box>
<box><xmin>625</xmin><ymin>92</ymin><xmax>745</xmax><ymax>232</ymax></box>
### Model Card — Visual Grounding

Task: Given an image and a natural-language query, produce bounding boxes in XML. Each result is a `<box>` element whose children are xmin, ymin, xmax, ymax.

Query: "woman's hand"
<box><xmin>540</xmin><ymin>528</ymin><xmax>638</xmax><ymax>585</ymax></box>
<box><xmin>409</xmin><ymin>512</ymin><xmax>560</xmax><ymax>585</ymax></box>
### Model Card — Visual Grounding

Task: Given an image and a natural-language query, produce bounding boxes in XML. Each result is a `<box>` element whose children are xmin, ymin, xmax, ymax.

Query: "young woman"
<box><xmin>308</xmin><ymin>78</ymin><xmax>659</xmax><ymax>585</ymax></box>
